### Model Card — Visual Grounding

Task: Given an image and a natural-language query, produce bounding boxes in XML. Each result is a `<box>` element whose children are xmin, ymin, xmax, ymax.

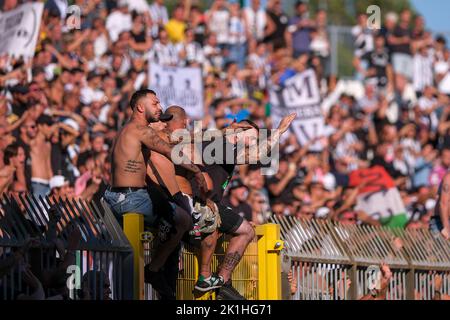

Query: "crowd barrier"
<box><xmin>271</xmin><ymin>216</ymin><xmax>450</xmax><ymax>300</ymax></box>
<box><xmin>0</xmin><ymin>194</ymin><xmax>133</xmax><ymax>300</ymax></box>
<box><xmin>2</xmin><ymin>193</ymin><xmax>449</xmax><ymax>300</ymax></box>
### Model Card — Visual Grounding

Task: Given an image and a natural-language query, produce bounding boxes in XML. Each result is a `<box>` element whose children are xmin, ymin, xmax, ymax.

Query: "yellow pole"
<box><xmin>123</xmin><ymin>213</ymin><xmax>145</xmax><ymax>300</ymax></box>
<box><xmin>256</xmin><ymin>224</ymin><xmax>283</xmax><ymax>300</ymax></box>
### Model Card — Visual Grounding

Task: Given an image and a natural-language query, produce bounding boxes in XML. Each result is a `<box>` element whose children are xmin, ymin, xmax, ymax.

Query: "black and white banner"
<box><xmin>0</xmin><ymin>2</ymin><xmax>44</xmax><ymax>58</ymax></box>
<box><xmin>269</xmin><ymin>69</ymin><xmax>324</xmax><ymax>149</ymax></box>
<box><xmin>149</xmin><ymin>64</ymin><xmax>204</xmax><ymax>119</ymax></box>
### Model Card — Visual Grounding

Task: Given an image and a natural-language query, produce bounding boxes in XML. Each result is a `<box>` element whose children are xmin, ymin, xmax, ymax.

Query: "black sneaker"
<box><xmin>144</xmin><ymin>265</ymin><xmax>175</xmax><ymax>300</ymax></box>
<box><xmin>216</xmin><ymin>280</ymin><xmax>246</xmax><ymax>300</ymax></box>
<box><xmin>194</xmin><ymin>274</ymin><xmax>224</xmax><ymax>292</ymax></box>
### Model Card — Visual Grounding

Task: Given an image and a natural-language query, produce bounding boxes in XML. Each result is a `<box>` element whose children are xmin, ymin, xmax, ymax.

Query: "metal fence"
<box><xmin>142</xmin><ymin>235</ymin><xmax>259</xmax><ymax>300</ymax></box>
<box><xmin>271</xmin><ymin>216</ymin><xmax>450</xmax><ymax>300</ymax></box>
<box><xmin>0</xmin><ymin>194</ymin><xmax>133</xmax><ymax>300</ymax></box>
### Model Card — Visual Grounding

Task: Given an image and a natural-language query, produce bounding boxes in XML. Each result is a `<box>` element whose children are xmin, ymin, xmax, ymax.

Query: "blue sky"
<box><xmin>411</xmin><ymin>0</ymin><xmax>450</xmax><ymax>35</ymax></box>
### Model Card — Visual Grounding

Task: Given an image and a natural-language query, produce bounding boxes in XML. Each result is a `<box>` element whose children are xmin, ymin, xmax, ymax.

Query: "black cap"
<box><xmin>228</xmin><ymin>179</ymin><xmax>248</xmax><ymax>191</ymax></box>
<box><xmin>159</xmin><ymin>112</ymin><xmax>174</xmax><ymax>122</ymax></box>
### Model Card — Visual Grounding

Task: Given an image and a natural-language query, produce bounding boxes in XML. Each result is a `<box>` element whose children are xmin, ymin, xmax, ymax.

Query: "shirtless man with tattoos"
<box><xmin>148</xmin><ymin>105</ymin><xmax>296</xmax><ymax>299</ymax></box>
<box><xmin>103</xmin><ymin>90</ymin><xmax>208</xmax><ymax>299</ymax></box>
<box><xmin>432</xmin><ymin>163</ymin><xmax>450</xmax><ymax>240</ymax></box>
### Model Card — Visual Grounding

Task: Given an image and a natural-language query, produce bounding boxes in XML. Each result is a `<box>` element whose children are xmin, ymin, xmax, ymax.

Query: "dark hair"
<box><xmin>37</xmin><ymin>114</ymin><xmax>53</xmax><ymax>126</ymax></box>
<box><xmin>238</xmin><ymin>119</ymin><xmax>260</xmax><ymax>131</ymax></box>
<box><xmin>295</xmin><ymin>0</ymin><xmax>305</xmax><ymax>8</ymax></box>
<box><xmin>129</xmin><ymin>89</ymin><xmax>156</xmax><ymax>110</ymax></box>
<box><xmin>3</xmin><ymin>143</ymin><xmax>20</xmax><ymax>165</ymax></box>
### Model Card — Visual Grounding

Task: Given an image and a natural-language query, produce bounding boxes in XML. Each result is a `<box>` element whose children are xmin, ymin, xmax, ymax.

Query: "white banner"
<box><xmin>149</xmin><ymin>64</ymin><xmax>204</xmax><ymax>119</ymax></box>
<box><xmin>269</xmin><ymin>69</ymin><xmax>324</xmax><ymax>149</ymax></box>
<box><xmin>0</xmin><ymin>2</ymin><xmax>44</xmax><ymax>58</ymax></box>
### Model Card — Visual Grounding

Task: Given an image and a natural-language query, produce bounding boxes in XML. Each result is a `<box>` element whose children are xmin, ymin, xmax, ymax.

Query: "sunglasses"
<box><xmin>26</xmin><ymin>125</ymin><xmax>36</xmax><ymax>129</ymax></box>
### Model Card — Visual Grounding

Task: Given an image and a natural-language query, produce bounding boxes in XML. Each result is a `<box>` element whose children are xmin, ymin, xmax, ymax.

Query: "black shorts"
<box><xmin>217</xmin><ymin>204</ymin><xmax>244</xmax><ymax>234</ymax></box>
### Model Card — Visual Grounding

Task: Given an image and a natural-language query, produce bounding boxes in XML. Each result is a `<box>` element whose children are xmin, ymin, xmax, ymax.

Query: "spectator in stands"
<box><xmin>223</xmin><ymin>178</ymin><xmax>253</xmax><ymax>222</ymax></box>
<box><xmin>285</xmin><ymin>1</ymin><xmax>315</xmax><ymax>58</ymax></box>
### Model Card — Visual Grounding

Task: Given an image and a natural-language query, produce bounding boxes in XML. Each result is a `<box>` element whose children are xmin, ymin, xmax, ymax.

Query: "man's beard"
<box><xmin>146</xmin><ymin>113</ymin><xmax>159</xmax><ymax>123</ymax></box>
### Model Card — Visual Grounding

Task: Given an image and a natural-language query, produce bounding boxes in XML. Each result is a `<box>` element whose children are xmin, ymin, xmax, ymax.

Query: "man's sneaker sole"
<box><xmin>194</xmin><ymin>284</ymin><xmax>223</xmax><ymax>292</ymax></box>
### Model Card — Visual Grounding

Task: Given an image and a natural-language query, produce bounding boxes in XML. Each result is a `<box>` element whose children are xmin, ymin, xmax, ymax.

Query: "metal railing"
<box><xmin>142</xmin><ymin>237</ymin><xmax>259</xmax><ymax>300</ymax></box>
<box><xmin>123</xmin><ymin>213</ymin><xmax>282</xmax><ymax>300</ymax></box>
<box><xmin>271</xmin><ymin>216</ymin><xmax>450</xmax><ymax>300</ymax></box>
<box><xmin>0</xmin><ymin>194</ymin><xmax>133</xmax><ymax>300</ymax></box>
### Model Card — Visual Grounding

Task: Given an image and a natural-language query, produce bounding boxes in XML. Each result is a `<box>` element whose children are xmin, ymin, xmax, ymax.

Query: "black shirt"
<box><xmin>131</xmin><ymin>29</ymin><xmax>146</xmax><ymax>43</ymax></box>
<box><xmin>200</xmin><ymin>139</ymin><xmax>237</xmax><ymax>203</ymax></box>
<box><xmin>361</xmin><ymin>49</ymin><xmax>391</xmax><ymax>87</ymax></box>
<box><xmin>391</xmin><ymin>25</ymin><xmax>411</xmax><ymax>55</ymax></box>
<box><xmin>264</xmin><ymin>9</ymin><xmax>289</xmax><ymax>47</ymax></box>
<box><xmin>191</xmin><ymin>22</ymin><xmax>207</xmax><ymax>46</ymax></box>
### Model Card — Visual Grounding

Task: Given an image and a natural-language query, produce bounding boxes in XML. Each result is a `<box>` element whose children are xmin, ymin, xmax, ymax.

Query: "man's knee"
<box><xmin>202</xmin><ymin>230</ymin><xmax>219</xmax><ymax>249</ymax></box>
<box><xmin>237</xmin><ymin>220</ymin><xmax>255</xmax><ymax>243</ymax></box>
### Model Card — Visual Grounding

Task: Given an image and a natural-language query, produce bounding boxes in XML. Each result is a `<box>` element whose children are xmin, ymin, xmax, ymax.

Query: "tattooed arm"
<box><xmin>439</xmin><ymin>173</ymin><xmax>450</xmax><ymax>240</ymax></box>
<box><xmin>139</xmin><ymin>125</ymin><xmax>209</xmax><ymax>200</ymax></box>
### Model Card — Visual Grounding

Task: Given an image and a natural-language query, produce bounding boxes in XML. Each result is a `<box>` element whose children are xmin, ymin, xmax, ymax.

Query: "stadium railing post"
<box><xmin>256</xmin><ymin>223</ymin><xmax>284</xmax><ymax>300</ymax></box>
<box><xmin>123</xmin><ymin>213</ymin><xmax>145</xmax><ymax>300</ymax></box>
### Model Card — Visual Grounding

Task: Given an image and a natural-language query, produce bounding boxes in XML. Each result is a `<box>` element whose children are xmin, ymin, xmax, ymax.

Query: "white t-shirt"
<box><xmin>351</xmin><ymin>25</ymin><xmax>374</xmax><ymax>58</ymax></box>
<box><xmin>105</xmin><ymin>11</ymin><xmax>132</xmax><ymax>43</ymax></box>
<box><xmin>149</xmin><ymin>41</ymin><xmax>179</xmax><ymax>66</ymax></box>
<box><xmin>123</xmin><ymin>0</ymin><xmax>149</xmax><ymax>13</ymax></box>
<box><xmin>228</xmin><ymin>16</ymin><xmax>246</xmax><ymax>45</ymax></box>
<box><xmin>80</xmin><ymin>86</ymin><xmax>105</xmax><ymax>105</ymax></box>
<box><xmin>438</xmin><ymin>72</ymin><xmax>450</xmax><ymax>94</ymax></box>
<box><xmin>149</xmin><ymin>3</ymin><xmax>169</xmax><ymax>37</ymax></box>
<box><xmin>176</xmin><ymin>42</ymin><xmax>205</xmax><ymax>66</ymax></box>
<box><xmin>207</xmin><ymin>9</ymin><xmax>230</xmax><ymax>44</ymax></box>
<box><xmin>243</xmin><ymin>7</ymin><xmax>266</xmax><ymax>41</ymax></box>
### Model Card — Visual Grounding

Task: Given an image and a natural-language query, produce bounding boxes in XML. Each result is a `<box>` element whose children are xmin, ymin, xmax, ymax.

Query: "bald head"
<box><xmin>165</xmin><ymin>105</ymin><xmax>189</xmax><ymax>131</ymax></box>
<box><xmin>165</xmin><ymin>105</ymin><xmax>187</xmax><ymax>120</ymax></box>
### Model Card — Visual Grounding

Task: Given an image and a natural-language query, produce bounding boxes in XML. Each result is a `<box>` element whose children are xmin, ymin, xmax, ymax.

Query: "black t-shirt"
<box><xmin>131</xmin><ymin>29</ymin><xmax>146</xmax><ymax>43</ymax></box>
<box><xmin>191</xmin><ymin>22</ymin><xmax>207</xmax><ymax>45</ymax></box>
<box><xmin>264</xmin><ymin>9</ymin><xmax>289</xmax><ymax>47</ymax></box>
<box><xmin>200</xmin><ymin>139</ymin><xmax>237</xmax><ymax>203</ymax></box>
<box><xmin>361</xmin><ymin>49</ymin><xmax>391</xmax><ymax>86</ymax></box>
<box><xmin>391</xmin><ymin>26</ymin><xmax>411</xmax><ymax>55</ymax></box>
<box><xmin>222</xmin><ymin>196</ymin><xmax>253</xmax><ymax>222</ymax></box>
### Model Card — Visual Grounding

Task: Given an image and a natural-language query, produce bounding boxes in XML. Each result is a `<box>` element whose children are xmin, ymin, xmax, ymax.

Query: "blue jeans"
<box><xmin>31</xmin><ymin>182</ymin><xmax>50</xmax><ymax>199</ymax></box>
<box><xmin>228</xmin><ymin>43</ymin><xmax>247</xmax><ymax>69</ymax></box>
<box><xmin>103</xmin><ymin>189</ymin><xmax>155</xmax><ymax>227</ymax></box>
<box><xmin>392</xmin><ymin>53</ymin><xmax>413</xmax><ymax>80</ymax></box>
<box><xmin>429</xmin><ymin>216</ymin><xmax>443</xmax><ymax>234</ymax></box>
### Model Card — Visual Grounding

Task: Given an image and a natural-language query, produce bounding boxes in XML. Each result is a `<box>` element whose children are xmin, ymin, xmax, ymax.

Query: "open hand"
<box><xmin>277</xmin><ymin>113</ymin><xmax>297</xmax><ymax>135</ymax></box>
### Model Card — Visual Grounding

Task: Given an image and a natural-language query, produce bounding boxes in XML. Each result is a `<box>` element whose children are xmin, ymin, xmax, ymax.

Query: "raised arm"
<box><xmin>139</xmin><ymin>126</ymin><xmax>208</xmax><ymax>200</ymax></box>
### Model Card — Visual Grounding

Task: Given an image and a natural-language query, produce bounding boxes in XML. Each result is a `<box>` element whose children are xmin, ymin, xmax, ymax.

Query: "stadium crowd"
<box><xmin>1</xmin><ymin>0</ymin><xmax>450</xmax><ymax>244</ymax></box>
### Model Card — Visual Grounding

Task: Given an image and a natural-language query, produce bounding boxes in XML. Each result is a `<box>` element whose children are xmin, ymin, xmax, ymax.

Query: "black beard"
<box><xmin>147</xmin><ymin>115</ymin><xmax>159</xmax><ymax>123</ymax></box>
